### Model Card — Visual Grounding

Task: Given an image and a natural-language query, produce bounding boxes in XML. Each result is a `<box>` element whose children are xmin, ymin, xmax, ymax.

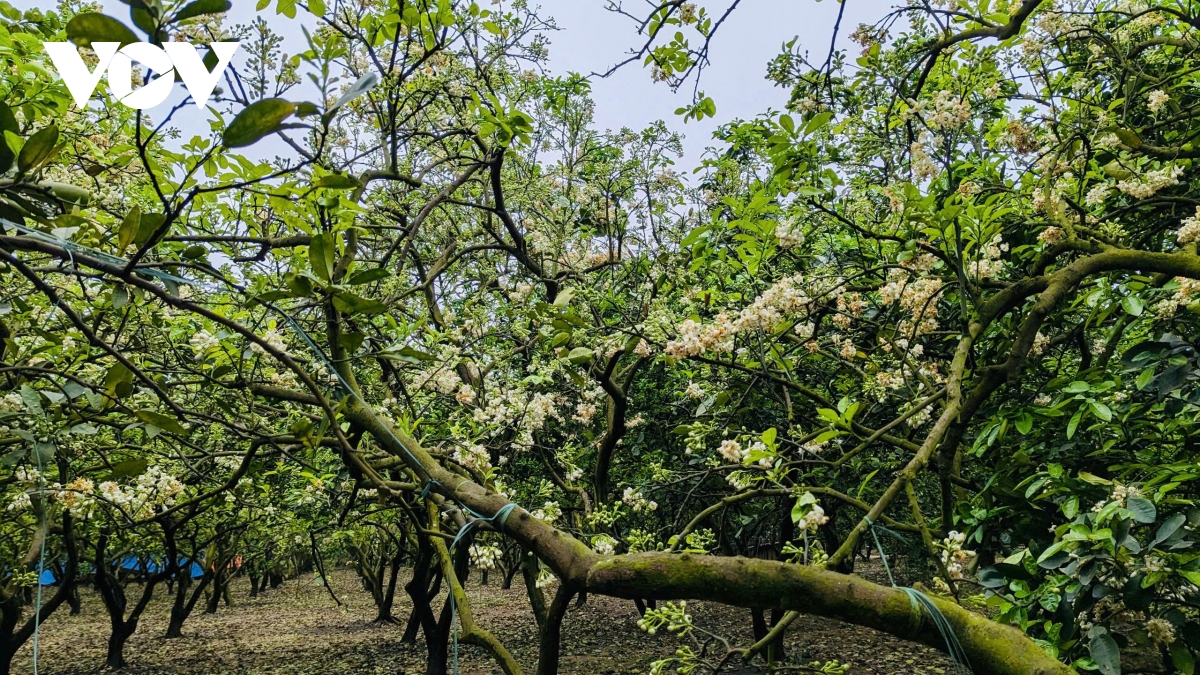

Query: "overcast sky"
<box><xmin>16</xmin><ymin>0</ymin><xmax>889</xmax><ymax>171</ymax></box>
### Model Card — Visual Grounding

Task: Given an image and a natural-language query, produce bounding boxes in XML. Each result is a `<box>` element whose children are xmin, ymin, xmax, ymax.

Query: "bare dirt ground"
<box><xmin>13</xmin><ymin>568</ymin><xmax>957</xmax><ymax>674</ymax></box>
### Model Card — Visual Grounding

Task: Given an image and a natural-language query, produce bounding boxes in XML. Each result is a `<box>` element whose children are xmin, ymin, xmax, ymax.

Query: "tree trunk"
<box><xmin>521</xmin><ymin>550</ymin><xmax>548</xmax><ymax>630</ymax></box>
<box><xmin>67</xmin><ymin>581</ymin><xmax>81</xmax><ymax>616</ymax></box>
<box><xmin>205</xmin><ymin>575</ymin><xmax>222</xmax><ymax>615</ymax></box>
<box><xmin>0</xmin><ymin>643</ymin><xmax>13</xmax><ymax>675</ymax></box>
<box><xmin>249</xmin><ymin>575</ymin><xmax>259</xmax><ymax>598</ymax></box>
<box><xmin>536</xmin><ymin>584</ymin><xmax>577</xmax><ymax>675</ymax></box>
<box><xmin>751</xmin><ymin>607</ymin><xmax>768</xmax><ymax>643</ymax></box>
<box><xmin>106</xmin><ymin>622</ymin><xmax>134</xmax><ymax>669</ymax></box>
<box><xmin>502</xmin><ymin>561</ymin><xmax>520</xmax><ymax>589</ymax></box>
<box><xmin>402</xmin><ymin>537</ymin><xmax>439</xmax><ymax>644</ymax></box>
<box><xmin>376</xmin><ymin>552</ymin><xmax>402</xmax><ymax>623</ymax></box>
<box><xmin>424</xmin><ymin>597</ymin><xmax>452</xmax><ymax>675</ymax></box>
<box><xmin>165</xmin><ymin>571</ymin><xmax>191</xmax><ymax>638</ymax></box>
<box><xmin>768</xmin><ymin>608</ymin><xmax>787</xmax><ymax>662</ymax></box>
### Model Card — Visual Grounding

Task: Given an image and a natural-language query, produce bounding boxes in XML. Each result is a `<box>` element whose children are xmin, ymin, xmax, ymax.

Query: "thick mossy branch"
<box><xmin>586</xmin><ymin>553</ymin><xmax>1076</xmax><ymax>675</ymax></box>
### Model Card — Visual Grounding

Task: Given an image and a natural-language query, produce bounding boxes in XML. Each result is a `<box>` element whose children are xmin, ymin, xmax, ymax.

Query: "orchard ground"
<box><xmin>13</xmin><ymin>568</ymin><xmax>956</xmax><ymax>674</ymax></box>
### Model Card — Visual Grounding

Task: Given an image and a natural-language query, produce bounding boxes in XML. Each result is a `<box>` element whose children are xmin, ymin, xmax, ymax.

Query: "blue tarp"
<box><xmin>35</xmin><ymin>557</ymin><xmax>204</xmax><ymax>584</ymax></box>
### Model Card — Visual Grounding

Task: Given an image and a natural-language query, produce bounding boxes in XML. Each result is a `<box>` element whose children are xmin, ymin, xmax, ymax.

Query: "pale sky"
<box><xmin>15</xmin><ymin>0</ymin><xmax>889</xmax><ymax>171</ymax></box>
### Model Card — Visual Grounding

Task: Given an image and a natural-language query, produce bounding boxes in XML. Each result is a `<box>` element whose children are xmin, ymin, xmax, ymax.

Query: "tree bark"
<box><xmin>587</xmin><ymin>552</ymin><xmax>1075</xmax><ymax>675</ymax></box>
<box><xmin>535</xmin><ymin>584</ymin><xmax>577</xmax><ymax>675</ymax></box>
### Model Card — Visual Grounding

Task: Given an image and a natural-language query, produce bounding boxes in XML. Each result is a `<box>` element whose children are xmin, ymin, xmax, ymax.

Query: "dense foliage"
<box><xmin>1</xmin><ymin>0</ymin><xmax>1199</xmax><ymax>674</ymax></box>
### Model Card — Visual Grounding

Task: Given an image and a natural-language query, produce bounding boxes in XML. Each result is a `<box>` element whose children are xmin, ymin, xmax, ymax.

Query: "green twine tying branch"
<box><xmin>864</xmin><ymin>516</ymin><xmax>973</xmax><ymax>674</ymax></box>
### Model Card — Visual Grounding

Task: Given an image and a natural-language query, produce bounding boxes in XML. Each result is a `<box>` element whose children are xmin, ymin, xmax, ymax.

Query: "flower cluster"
<box><xmin>879</xmin><ymin>268</ymin><xmax>942</xmax><ymax>337</ymax></box>
<box><xmin>1091</xmin><ymin>482</ymin><xmax>1141</xmax><ymax>513</ymax></box>
<box><xmin>250</xmin><ymin>328</ymin><xmax>288</xmax><ymax>356</ymax></box>
<box><xmin>775</xmin><ymin>219</ymin><xmax>805</xmax><ymax>248</ymax></box>
<box><xmin>96</xmin><ymin>465</ymin><xmax>186</xmax><ymax>518</ymax></box>
<box><xmin>452</xmin><ymin>443</ymin><xmax>492</xmax><ymax>472</ymax></box>
<box><xmin>591</xmin><ymin>534</ymin><xmax>618</xmax><ymax>556</ymax></box>
<box><xmin>413</xmin><ymin>367</ymin><xmax>463</xmax><ymax>395</ymax></box>
<box><xmin>531</xmin><ymin>500</ymin><xmax>562</xmax><ymax>524</ymax></box>
<box><xmin>665</xmin><ymin>275</ymin><xmax>816</xmax><ymax>358</ymax></box>
<box><xmin>910</xmin><ymin>132</ymin><xmax>939</xmax><ymax>181</ymax></box>
<box><xmin>1116</xmin><ymin>164</ymin><xmax>1183</xmax><ymax>199</ymax></box>
<box><xmin>470</xmin><ymin>544</ymin><xmax>503</xmax><ymax>570</ymax></box>
<box><xmin>622</xmin><ymin>487</ymin><xmax>658</xmax><ymax>513</ymax></box>
<box><xmin>798</xmin><ymin>504</ymin><xmax>828</xmax><ymax>531</ymax></box>
<box><xmin>1037</xmin><ymin>226</ymin><xmax>1066</xmax><ymax>247</ymax></box>
<box><xmin>941</xmin><ymin>530</ymin><xmax>975</xmax><ymax>579</ymax></box>
<box><xmin>189</xmin><ymin>330</ymin><xmax>220</xmax><ymax>358</ymax></box>
<box><xmin>969</xmin><ymin>234</ymin><xmax>1008</xmax><ymax>279</ymax></box>
<box><xmin>717</xmin><ymin>439</ymin><xmax>746</xmax><ymax>463</ymax></box>
<box><xmin>1147</xmin><ymin>89</ymin><xmax>1169</xmax><ymax>113</ymax></box>
<box><xmin>924</xmin><ymin>90</ymin><xmax>971</xmax><ymax>131</ymax></box>
<box><xmin>1177</xmin><ymin>206</ymin><xmax>1200</xmax><ymax>246</ymax></box>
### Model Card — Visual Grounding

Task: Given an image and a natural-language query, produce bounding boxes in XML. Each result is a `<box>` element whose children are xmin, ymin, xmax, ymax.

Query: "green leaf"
<box><xmin>1121</xmin><ymin>296</ymin><xmax>1144</xmax><ymax>316</ymax></box>
<box><xmin>117</xmin><ymin>205</ymin><xmax>141</xmax><ymax>253</ymax></box>
<box><xmin>1112</xmin><ymin>128</ymin><xmax>1141</xmax><ymax>149</ymax></box>
<box><xmin>332</xmin><ymin>73</ymin><xmax>379</xmax><ymax>111</ymax></box>
<box><xmin>173</xmin><ymin>0</ymin><xmax>232</xmax><ymax>22</ymax></box>
<box><xmin>308</xmin><ymin>0</ymin><xmax>327</xmax><ymax>14</ymax></box>
<box><xmin>1065</xmin><ymin>380</ymin><xmax>1091</xmax><ymax>393</ymax></box>
<box><xmin>552</xmin><ymin>288</ymin><xmax>574</xmax><ymax>306</ymax></box>
<box><xmin>379</xmin><ymin>345</ymin><xmax>434</xmax><ymax>364</ymax></box>
<box><xmin>338</xmin><ymin>331</ymin><xmax>365</xmax><ymax>353</ymax></box>
<box><xmin>346</xmin><ymin>267</ymin><xmax>389</xmax><ymax>285</ymax></box>
<box><xmin>19</xmin><ymin>384</ymin><xmax>43</xmax><ymax>417</ymax></box>
<box><xmin>1126</xmin><ymin>496</ymin><xmax>1157</xmax><ymax>523</ymax></box>
<box><xmin>32</xmin><ymin>441</ymin><xmax>56</xmax><ymax>464</ymax></box>
<box><xmin>17</xmin><ymin>124</ymin><xmax>59</xmax><ymax>174</ymax></box>
<box><xmin>0</xmin><ymin>103</ymin><xmax>16</xmax><ymax>174</ymax></box>
<box><xmin>182</xmin><ymin>245</ymin><xmax>207</xmax><ymax>260</ymax></box>
<box><xmin>1063</xmin><ymin>495</ymin><xmax>1079</xmax><ymax>519</ymax></box>
<box><xmin>45</xmin><ymin>182</ymin><xmax>90</xmax><ymax>205</ymax></box>
<box><xmin>1037</xmin><ymin>540</ymin><xmax>1066</xmax><ymax>562</ymax></box>
<box><xmin>106</xmin><ymin>457</ymin><xmax>148</xmax><ymax>480</ymax></box>
<box><xmin>1066</xmin><ymin>408</ymin><xmax>1082</xmax><ymax>439</ymax></box>
<box><xmin>1089</xmin><ymin>400</ymin><xmax>1113</xmax><ymax>421</ymax></box>
<box><xmin>134</xmin><ymin>409</ymin><xmax>190</xmax><ymax>435</ymax></box>
<box><xmin>1015</xmin><ymin>412</ymin><xmax>1033</xmax><ymax>435</ymax></box>
<box><xmin>66</xmin><ymin>13</ymin><xmax>140</xmax><ymax>47</ymax></box>
<box><xmin>1088</xmin><ymin>629</ymin><xmax>1121</xmax><ymax>675</ymax></box>
<box><xmin>315</xmin><ymin>174</ymin><xmax>360</xmax><ymax>189</ymax></box>
<box><xmin>1</xmin><ymin>446</ymin><xmax>27</xmax><ymax>467</ymax></box>
<box><xmin>0</xmin><ymin>102</ymin><xmax>17</xmax><ymax>135</ymax></box>
<box><xmin>103</xmin><ymin>363</ymin><xmax>133</xmax><ymax>399</ymax></box>
<box><xmin>134</xmin><ymin>212</ymin><xmax>166</xmax><ymax>248</ymax></box>
<box><xmin>1135</xmin><ymin>366</ymin><xmax>1154</xmax><ymax>391</ymax></box>
<box><xmin>283</xmin><ymin>271</ymin><xmax>314</xmax><ymax>298</ymax></box>
<box><xmin>1170</xmin><ymin>640</ymin><xmax>1194</xmax><ymax>675</ymax></box>
<box><xmin>331</xmin><ymin>292</ymin><xmax>387</xmax><ymax>316</ymax></box>
<box><xmin>566</xmin><ymin>347</ymin><xmax>594</xmax><ymax>365</ymax></box>
<box><xmin>308</xmin><ymin>232</ymin><xmax>334</xmax><ymax>282</ymax></box>
<box><xmin>112</xmin><ymin>285</ymin><xmax>129</xmax><ymax>309</ymax></box>
<box><xmin>223</xmin><ymin>99</ymin><xmax>296</xmax><ymax>148</ymax></box>
<box><xmin>1152</xmin><ymin>513</ymin><xmax>1186</xmax><ymax>548</ymax></box>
